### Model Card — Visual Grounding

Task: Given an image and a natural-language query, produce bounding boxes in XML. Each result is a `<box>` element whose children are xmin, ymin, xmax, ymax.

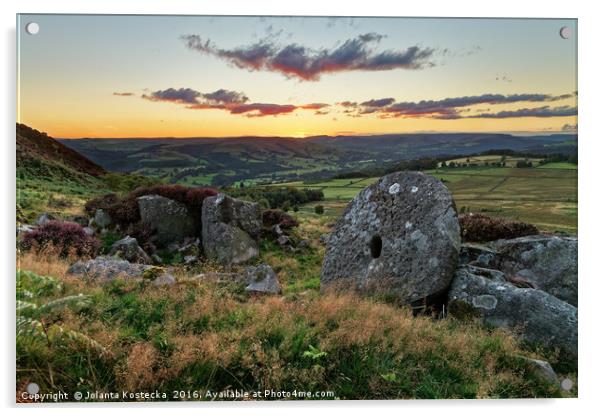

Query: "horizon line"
<box><xmin>53</xmin><ymin>130</ymin><xmax>578</xmax><ymax>140</ymax></box>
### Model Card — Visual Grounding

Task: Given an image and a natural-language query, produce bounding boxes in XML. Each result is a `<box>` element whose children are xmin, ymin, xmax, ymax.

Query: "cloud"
<box><xmin>229</xmin><ymin>103</ymin><xmax>297</xmax><ymax>117</ymax></box>
<box><xmin>468</xmin><ymin>106</ymin><xmax>577</xmax><ymax>119</ymax></box>
<box><xmin>181</xmin><ymin>33</ymin><xmax>436</xmax><ymax>81</ymax></box>
<box><xmin>202</xmin><ymin>89</ymin><xmax>248</xmax><ymax>104</ymax></box>
<box><xmin>360</xmin><ymin>97</ymin><xmax>395</xmax><ymax>107</ymax></box>
<box><xmin>141</xmin><ymin>87</ymin><xmax>309</xmax><ymax>117</ymax></box>
<box><xmin>113</xmin><ymin>92</ymin><xmax>134</xmax><ymax>96</ymax></box>
<box><xmin>299</xmin><ymin>103</ymin><xmax>330</xmax><ymax>110</ymax></box>
<box><xmin>142</xmin><ymin>88</ymin><xmax>202</xmax><ymax>104</ymax></box>
<box><xmin>346</xmin><ymin>92</ymin><xmax>575</xmax><ymax>119</ymax></box>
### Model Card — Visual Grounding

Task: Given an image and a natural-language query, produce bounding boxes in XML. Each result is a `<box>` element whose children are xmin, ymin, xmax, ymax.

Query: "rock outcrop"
<box><xmin>67</xmin><ymin>256</ymin><xmax>152</xmax><ymax>282</ymax></box>
<box><xmin>93</xmin><ymin>209</ymin><xmax>112</xmax><ymax>229</ymax></box>
<box><xmin>108</xmin><ymin>236</ymin><xmax>152</xmax><ymax>264</ymax></box>
<box><xmin>202</xmin><ymin>194</ymin><xmax>261</xmax><ymax>265</ymax></box>
<box><xmin>137</xmin><ymin>195</ymin><xmax>195</xmax><ymax>246</ymax></box>
<box><xmin>459</xmin><ymin>236</ymin><xmax>577</xmax><ymax>306</ymax></box>
<box><xmin>490</xmin><ymin>235</ymin><xmax>578</xmax><ymax>306</ymax></box>
<box><xmin>448</xmin><ymin>266</ymin><xmax>577</xmax><ymax>364</ymax></box>
<box><xmin>321</xmin><ymin>171</ymin><xmax>461</xmax><ymax>305</ymax></box>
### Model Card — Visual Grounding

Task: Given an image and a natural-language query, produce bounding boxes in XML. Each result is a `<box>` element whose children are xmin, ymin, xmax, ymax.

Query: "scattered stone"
<box><xmin>321</xmin><ymin>171</ymin><xmax>461</xmax><ymax>305</ymax></box>
<box><xmin>184</xmin><ymin>255</ymin><xmax>198</xmax><ymax>265</ymax></box>
<box><xmin>93</xmin><ymin>209</ymin><xmax>112</xmax><ymax>229</ymax></box>
<box><xmin>243</xmin><ymin>264</ymin><xmax>282</xmax><ymax>294</ymax></box>
<box><xmin>271</xmin><ymin>224</ymin><xmax>284</xmax><ymax>237</ymax></box>
<box><xmin>448</xmin><ymin>266</ymin><xmax>577</xmax><ymax>364</ymax></box>
<box><xmin>202</xmin><ymin>194</ymin><xmax>261</xmax><ymax>265</ymax></box>
<box><xmin>108</xmin><ymin>236</ymin><xmax>152</xmax><ymax>264</ymax></box>
<box><xmin>67</xmin><ymin>256</ymin><xmax>152</xmax><ymax>282</ymax></box>
<box><xmin>490</xmin><ymin>235</ymin><xmax>578</xmax><ymax>306</ymax></box>
<box><xmin>152</xmin><ymin>272</ymin><xmax>176</xmax><ymax>287</ymax></box>
<box><xmin>82</xmin><ymin>226</ymin><xmax>95</xmax><ymax>236</ymax></box>
<box><xmin>16</xmin><ymin>224</ymin><xmax>35</xmax><ymax>236</ymax></box>
<box><xmin>36</xmin><ymin>213</ymin><xmax>57</xmax><ymax>226</ymax></box>
<box><xmin>518</xmin><ymin>356</ymin><xmax>559</xmax><ymax>386</ymax></box>
<box><xmin>137</xmin><ymin>195</ymin><xmax>195</xmax><ymax>246</ymax></box>
<box><xmin>150</xmin><ymin>254</ymin><xmax>163</xmax><ymax>265</ymax></box>
<box><xmin>277</xmin><ymin>235</ymin><xmax>290</xmax><ymax>246</ymax></box>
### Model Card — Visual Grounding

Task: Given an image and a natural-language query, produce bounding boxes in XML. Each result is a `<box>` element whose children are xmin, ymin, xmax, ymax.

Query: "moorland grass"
<box><xmin>16</xmin><ymin>252</ymin><xmax>573</xmax><ymax>401</ymax></box>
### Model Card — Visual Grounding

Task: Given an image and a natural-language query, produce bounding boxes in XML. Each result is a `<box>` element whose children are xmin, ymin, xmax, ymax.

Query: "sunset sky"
<box><xmin>17</xmin><ymin>15</ymin><xmax>577</xmax><ymax>138</ymax></box>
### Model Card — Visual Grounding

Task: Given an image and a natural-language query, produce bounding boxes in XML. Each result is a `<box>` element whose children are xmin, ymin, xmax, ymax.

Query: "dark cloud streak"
<box><xmin>181</xmin><ymin>33</ymin><xmax>436</xmax><ymax>81</ymax></box>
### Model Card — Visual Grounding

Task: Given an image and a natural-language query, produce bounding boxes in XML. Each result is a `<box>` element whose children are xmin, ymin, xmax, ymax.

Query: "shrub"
<box><xmin>314</xmin><ymin>205</ymin><xmax>325</xmax><ymax>215</ymax></box>
<box><xmin>102</xmin><ymin>172</ymin><xmax>160</xmax><ymax>193</ymax></box>
<box><xmin>228</xmin><ymin>186</ymin><xmax>324</xmax><ymax>210</ymax></box>
<box><xmin>84</xmin><ymin>193</ymin><xmax>120</xmax><ymax>216</ymax></box>
<box><xmin>20</xmin><ymin>220</ymin><xmax>100</xmax><ymax>258</ymax></box>
<box><xmin>459</xmin><ymin>213</ymin><xmax>538</xmax><ymax>242</ymax></box>
<box><xmin>262</xmin><ymin>209</ymin><xmax>299</xmax><ymax>229</ymax></box>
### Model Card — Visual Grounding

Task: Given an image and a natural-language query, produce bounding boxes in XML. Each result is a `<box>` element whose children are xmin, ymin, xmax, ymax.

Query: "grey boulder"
<box><xmin>448</xmin><ymin>266</ymin><xmax>577</xmax><ymax>364</ymax></box>
<box><xmin>108</xmin><ymin>236</ymin><xmax>152</xmax><ymax>264</ymax></box>
<box><xmin>202</xmin><ymin>194</ymin><xmax>261</xmax><ymax>265</ymax></box>
<box><xmin>36</xmin><ymin>213</ymin><xmax>57</xmax><ymax>226</ymax></box>
<box><xmin>67</xmin><ymin>256</ymin><xmax>152</xmax><ymax>282</ymax></box>
<box><xmin>93</xmin><ymin>209</ymin><xmax>112</xmax><ymax>229</ymax></box>
<box><xmin>518</xmin><ymin>356</ymin><xmax>559</xmax><ymax>386</ymax></box>
<box><xmin>243</xmin><ymin>264</ymin><xmax>282</xmax><ymax>294</ymax></box>
<box><xmin>490</xmin><ymin>235</ymin><xmax>578</xmax><ymax>306</ymax></box>
<box><xmin>321</xmin><ymin>171</ymin><xmax>461</xmax><ymax>304</ymax></box>
<box><xmin>137</xmin><ymin>195</ymin><xmax>195</xmax><ymax>246</ymax></box>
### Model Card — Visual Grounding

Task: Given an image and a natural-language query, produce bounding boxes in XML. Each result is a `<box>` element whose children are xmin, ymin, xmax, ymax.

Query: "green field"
<box><xmin>273</xmin><ymin>166</ymin><xmax>578</xmax><ymax>234</ymax></box>
<box><xmin>442</xmin><ymin>155</ymin><xmax>543</xmax><ymax>168</ymax></box>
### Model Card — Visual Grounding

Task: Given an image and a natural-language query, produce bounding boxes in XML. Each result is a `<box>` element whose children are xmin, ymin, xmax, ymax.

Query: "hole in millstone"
<box><xmin>370</xmin><ymin>235</ymin><xmax>382</xmax><ymax>259</ymax></box>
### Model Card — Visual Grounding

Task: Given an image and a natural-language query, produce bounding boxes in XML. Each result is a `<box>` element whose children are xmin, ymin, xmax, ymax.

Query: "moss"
<box><xmin>142</xmin><ymin>266</ymin><xmax>165</xmax><ymax>281</ymax></box>
<box><xmin>448</xmin><ymin>299</ymin><xmax>481</xmax><ymax>321</ymax></box>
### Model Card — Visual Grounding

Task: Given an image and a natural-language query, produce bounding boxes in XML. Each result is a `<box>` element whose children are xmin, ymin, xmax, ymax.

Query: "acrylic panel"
<box><xmin>16</xmin><ymin>14</ymin><xmax>578</xmax><ymax>402</ymax></box>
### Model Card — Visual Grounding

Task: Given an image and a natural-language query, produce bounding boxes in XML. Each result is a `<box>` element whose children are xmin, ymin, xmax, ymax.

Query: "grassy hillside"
<box><xmin>17</xmin><ymin>124</ymin><xmax>111</xmax><ymax>223</ymax></box>
<box><xmin>16</xmin><ymin>124</ymin><xmax>159</xmax><ymax>223</ymax></box>
<box><xmin>16</xmin><ymin>209</ymin><xmax>573</xmax><ymax>400</ymax></box>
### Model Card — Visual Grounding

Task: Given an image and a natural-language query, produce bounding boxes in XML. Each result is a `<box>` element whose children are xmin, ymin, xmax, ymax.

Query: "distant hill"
<box><xmin>17</xmin><ymin>123</ymin><xmax>106</xmax><ymax>178</ymax></box>
<box><xmin>59</xmin><ymin>132</ymin><xmax>577</xmax><ymax>187</ymax></box>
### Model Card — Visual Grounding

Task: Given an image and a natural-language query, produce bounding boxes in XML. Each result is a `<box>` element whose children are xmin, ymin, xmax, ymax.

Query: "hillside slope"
<box><xmin>16</xmin><ymin>123</ymin><xmax>109</xmax><ymax>223</ymax></box>
<box><xmin>17</xmin><ymin>123</ymin><xmax>106</xmax><ymax>179</ymax></box>
<box><xmin>60</xmin><ymin>133</ymin><xmax>577</xmax><ymax>186</ymax></box>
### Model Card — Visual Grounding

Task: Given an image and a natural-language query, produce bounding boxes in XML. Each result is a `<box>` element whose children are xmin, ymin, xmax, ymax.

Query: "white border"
<box><xmin>2</xmin><ymin>1</ymin><xmax>600</xmax><ymax>415</ymax></box>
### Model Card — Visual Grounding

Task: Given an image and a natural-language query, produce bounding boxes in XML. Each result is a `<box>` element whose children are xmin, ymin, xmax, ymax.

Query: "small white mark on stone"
<box><xmin>405</xmin><ymin>221</ymin><xmax>413</xmax><ymax>229</ymax></box>
<box><xmin>388</xmin><ymin>183</ymin><xmax>400</xmax><ymax>195</ymax></box>
<box><xmin>410</xmin><ymin>186</ymin><xmax>418</xmax><ymax>193</ymax></box>
<box><xmin>428</xmin><ymin>257</ymin><xmax>439</xmax><ymax>268</ymax></box>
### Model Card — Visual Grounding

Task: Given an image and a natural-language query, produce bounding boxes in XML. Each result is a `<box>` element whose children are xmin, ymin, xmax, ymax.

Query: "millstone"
<box><xmin>320</xmin><ymin>171</ymin><xmax>461</xmax><ymax>304</ymax></box>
